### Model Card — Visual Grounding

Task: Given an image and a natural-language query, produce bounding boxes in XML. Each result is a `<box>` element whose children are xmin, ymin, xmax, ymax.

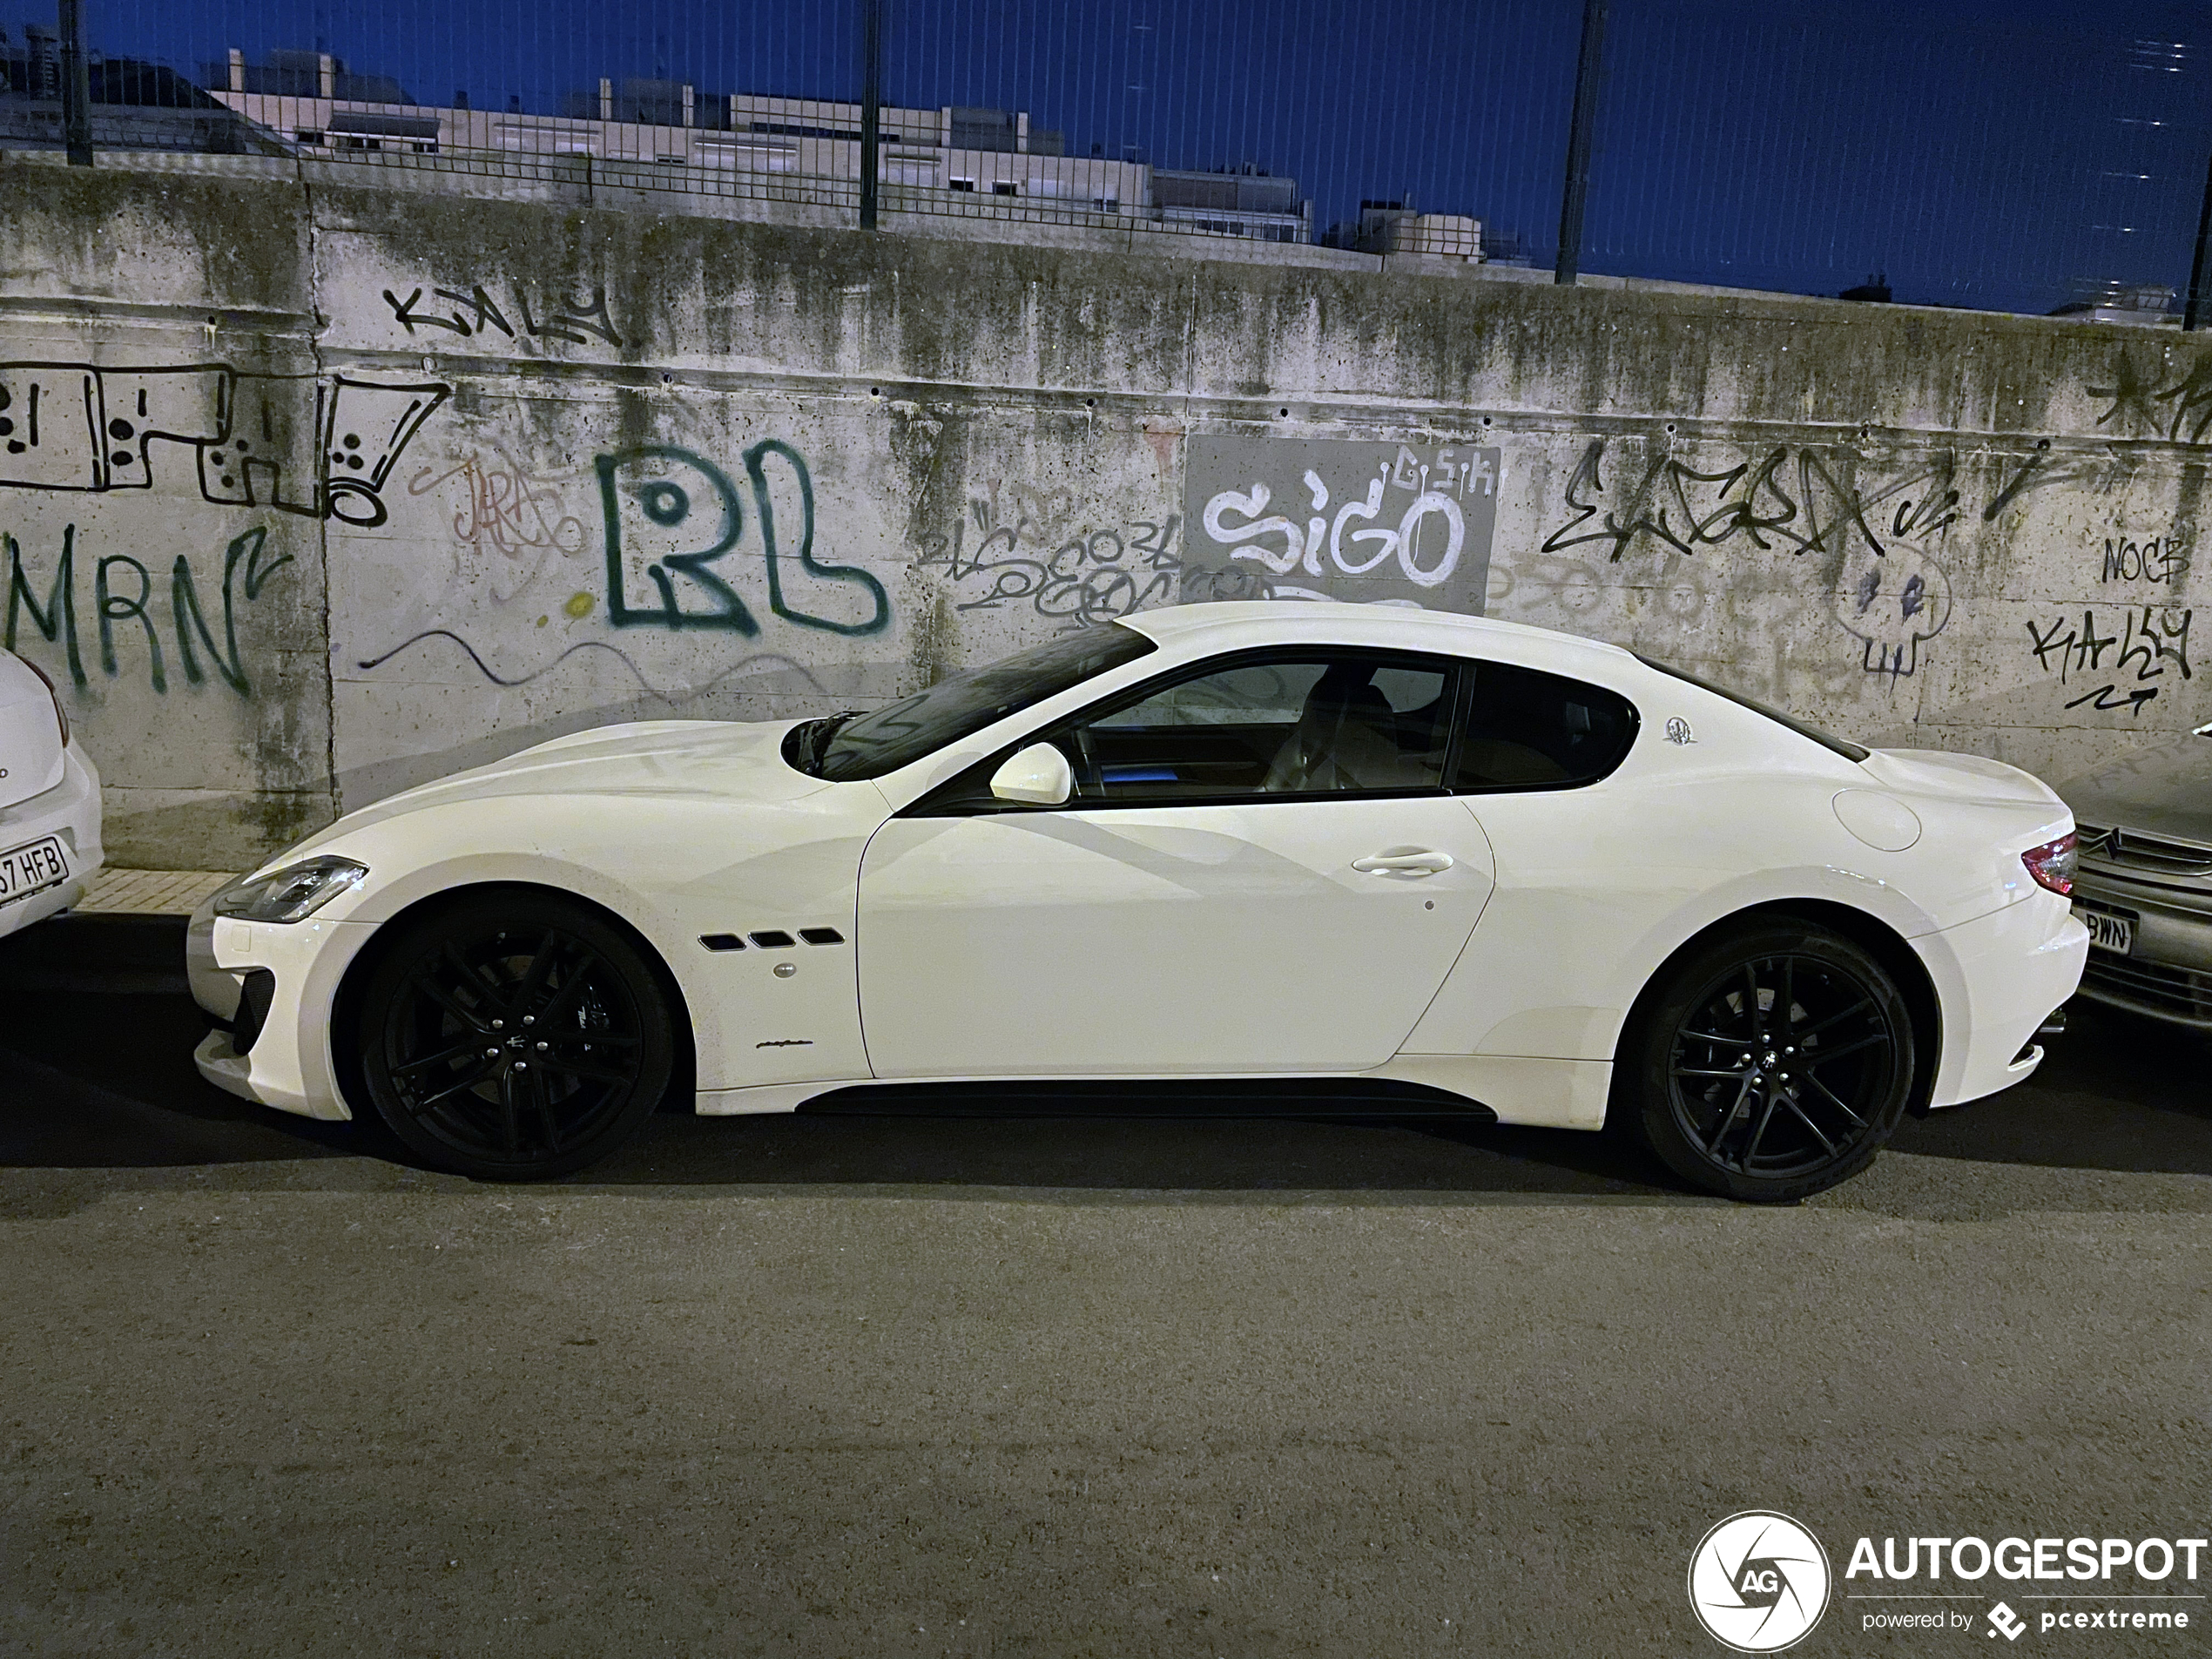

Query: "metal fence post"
<box><xmin>1554</xmin><ymin>0</ymin><xmax>1608</xmax><ymax>286</ymax></box>
<box><xmin>2187</xmin><ymin>149</ymin><xmax>2212</xmax><ymax>331</ymax></box>
<box><xmin>57</xmin><ymin>0</ymin><xmax>94</xmax><ymax>166</ymax></box>
<box><xmin>859</xmin><ymin>0</ymin><xmax>883</xmax><ymax>229</ymax></box>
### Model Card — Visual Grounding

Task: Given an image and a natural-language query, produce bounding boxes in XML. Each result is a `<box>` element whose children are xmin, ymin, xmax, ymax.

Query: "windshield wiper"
<box><xmin>797</xmin><ymin>710</ymin><xmax>864</xmax><ymax>773</ymax></box>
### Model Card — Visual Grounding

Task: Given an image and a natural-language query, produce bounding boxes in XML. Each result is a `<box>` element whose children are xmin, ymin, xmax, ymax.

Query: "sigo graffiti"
<box><xmin>1186</xmin><ymin>438</ymin><xmax>1499</xmax><ymax>604</ymax></box>
<box><xmin>0</xmin><ymin>362</ymin><xmax>446</xmax><ymax>529</ymax></box>
<box><xmin>595</xmin><ymin>441</ymin><xmax>889</xmax><ymax>637</ymax></box>
<box><xmin>2026</xmin><ymin>606</ymin><xmax>2193</xmax><ymax>717</ymax></box>
<box><xmin>4</xmin><ymin>523</ymin><xmax>293</xmax><ymax>695</ymax></box>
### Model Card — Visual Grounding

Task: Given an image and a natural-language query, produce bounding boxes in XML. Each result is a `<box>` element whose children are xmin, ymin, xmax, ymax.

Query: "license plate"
<box><xmin>0</xmin><ymin>833</ymin><xmax>71</xmax><ymax>906</ymax></box>
<box><xmin>2074</xmin><ymin>904</ymin><xmax>2134</xmax><ymax>956</ymax></box>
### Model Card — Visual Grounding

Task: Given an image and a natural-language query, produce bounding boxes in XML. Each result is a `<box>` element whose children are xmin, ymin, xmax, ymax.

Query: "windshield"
<box><xmin>1635</xmin><ymin>655</ymin><xmax>1871</xmax><ymax>763</ymax></box>
<box><xmin>795</xmin><ymin>624</ymin><xmax>1157</xmax><ymax>781</ymax></box>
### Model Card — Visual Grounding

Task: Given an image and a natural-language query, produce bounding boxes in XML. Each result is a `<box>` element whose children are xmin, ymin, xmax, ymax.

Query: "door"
<box><xmin>857</xmin><ymin>650</ymin><xmax>1496</xmax><ymax>1077</ymax></box>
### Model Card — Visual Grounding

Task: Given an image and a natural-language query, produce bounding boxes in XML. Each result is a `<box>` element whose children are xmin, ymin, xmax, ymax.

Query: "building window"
<box><xmin>992</xmin><ymin>181</ymin><xmax>1018</xmax><ymax>196</ymax></box>
<box><xmin>949</xmin><ymin>178</ymin><xmax>975</xmax><ymax>192</ymax></box>
<box><xmin>294</xmin><ymin>130</ymin><xmax>325</xmax><ymax>145</ymax></box>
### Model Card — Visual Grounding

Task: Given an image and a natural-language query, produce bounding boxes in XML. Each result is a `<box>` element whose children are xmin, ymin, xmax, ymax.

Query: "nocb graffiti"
<box><xmin>0</xmin><ymin>362</ymin><xmax>446</xmax><ymax>529</ymax></box>
<box><xmin>4</xmin><ymin>523</ymin><xmax>293</xmax><ymax>695</ymax></box>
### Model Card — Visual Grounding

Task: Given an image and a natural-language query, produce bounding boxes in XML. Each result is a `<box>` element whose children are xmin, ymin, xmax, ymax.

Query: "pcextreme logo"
<box><xmin>1689</xmin><ymin>1511</ymin><xmax>1832</xmax><ymax>1653</ymax></box>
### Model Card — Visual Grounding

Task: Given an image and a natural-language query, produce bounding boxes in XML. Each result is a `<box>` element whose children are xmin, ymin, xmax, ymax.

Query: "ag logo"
<box><xmin>1688</xmin><ymin>1511</ymin><xmax>1831</xmax><ymax>1652</ymax></box>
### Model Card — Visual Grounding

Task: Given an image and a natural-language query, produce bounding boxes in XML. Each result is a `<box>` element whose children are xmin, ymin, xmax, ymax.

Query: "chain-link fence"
<box><xmin>3</xmin><ymin>0</ymin><xmax>2209</xmax><ymax>319</ymax></box>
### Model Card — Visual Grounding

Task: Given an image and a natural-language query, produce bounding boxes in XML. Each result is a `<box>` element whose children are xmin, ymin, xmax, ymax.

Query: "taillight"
<box><xmin>11</xmin><ymin>651</ymin><xmax>69</xmax><ymax>748</ymax></box>
<box><xmin>2022</xmin><ymin>833</ymin><xmax>2077</xmax><ymax>896</ymax></box>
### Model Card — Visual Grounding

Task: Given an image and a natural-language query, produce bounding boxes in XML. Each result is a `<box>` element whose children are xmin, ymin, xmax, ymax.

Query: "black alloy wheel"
<box><xmin>354</xmin><ymin>893</ymin><xmax>676</xmax><ymax>1179</ymax></box>
<box><xmin>1620</xmin><ymin>922</ymin><xmax>1914</xmax><ymax>1202</ymax></box>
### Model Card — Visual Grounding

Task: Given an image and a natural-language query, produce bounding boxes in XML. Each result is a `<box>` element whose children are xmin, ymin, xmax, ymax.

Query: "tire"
<box><xmin>354</xmin><ymin>891</ymin><xmax>676</xmax><ymax>1180</ymax></box>
<box><xmin>1615</xmin><ymin>921</ymin><xmax>1914</xmax><ymax>1203</ymax></box>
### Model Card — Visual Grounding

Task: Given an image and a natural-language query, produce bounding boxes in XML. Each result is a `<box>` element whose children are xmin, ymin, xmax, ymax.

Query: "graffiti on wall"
<box><xmin>1544</xmin><ymin>438</ymin><xmax>1958</xmax><ymax>680</ymax></box>
<box><xmin>916</xmin><ymin>500</ymin><xmax>1188</xmax><ymax>626</ymax></box>
<box><xmin>0</xmin><ymin>362</ymin><xmax>446</xmax><ymax>529</ymax></box>
<box><xmin>357</xmin><ymin>436</ymin><xmax>880</xmax><ymax>698</ymax></box>
<box><xmin>2026</xmin><ymin>606</ymin><xmax>2193</xmax><ymax>718</ymax></box>
<box><xmin>2087</xmin><ymin>351</ymin><xmax>2212</xmax><ymax>445</ymax></box>
<box><xmin>381</xmin><ymin>281</ymin><xmax>628</xmax><ymax>348</ymax></box>
<box><xmin>2100</xmin><ymin>533</ymin><xmax>2190</xmax><ymax>586</ymax></box>
<box><xmin>5</xmin><ymin>523</ymin><xmax>293</xmax><ymax>695</ymax></box>
<box><xmin>597</xmin><ymin>442</ymin><xmax>888</xmax><ymax>636</ymax></box>
<box><xmin>1184</xmin><ymin>437</ymin><xmax>1500</xmax><ymax>611</ymax></box>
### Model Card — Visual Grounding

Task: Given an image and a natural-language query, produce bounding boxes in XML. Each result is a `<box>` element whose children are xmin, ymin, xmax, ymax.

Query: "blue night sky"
<box><xmin>76</xmin><ymin>0</ymin><xmax>2212</xmax><ymax>315</ymax></box>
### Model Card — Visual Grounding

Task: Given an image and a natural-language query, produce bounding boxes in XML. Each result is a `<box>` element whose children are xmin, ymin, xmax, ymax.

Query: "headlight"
<box><xmin>211</xmin><ymin>856</ymin><xmax>368</xmax><ymax>923</ymax></box>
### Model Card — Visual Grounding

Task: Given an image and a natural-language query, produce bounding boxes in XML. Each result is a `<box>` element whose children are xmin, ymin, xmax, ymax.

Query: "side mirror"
<box><xmin>988</xmin><ymin>742</ymin><xmax>1075</xmax><ymax>806</ymax></box>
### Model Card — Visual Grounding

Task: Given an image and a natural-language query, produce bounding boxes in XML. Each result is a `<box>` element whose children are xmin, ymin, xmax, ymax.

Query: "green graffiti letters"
<box><xmin>4</xmin><ymin>523</ymin><xmax>293</xmax><ymax>696</ymax></box>
<box><xmin>597</xmin><ymin>441</ymin><xmax>889</xmax><ymax>637</ymax></box>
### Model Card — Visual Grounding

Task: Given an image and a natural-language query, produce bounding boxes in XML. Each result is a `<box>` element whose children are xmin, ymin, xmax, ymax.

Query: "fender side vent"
<box><xmin>699</xmin><ymin>934</ymin><xmax>746</xmax><ymax>952</ymax></box>
<box><xmin>233</xmin><ymin>968</ymin><xmax>277</xmax><ymax>1055</ymax></box>
<box><xmin>799</xmin><ymin>927</ymin><xmax>846</xmax><ymax>946</ymax></box>
<box><xmin>748</xmin><ymin>930</ymin><xmax>796</xmax><ymax>949</ymax></box>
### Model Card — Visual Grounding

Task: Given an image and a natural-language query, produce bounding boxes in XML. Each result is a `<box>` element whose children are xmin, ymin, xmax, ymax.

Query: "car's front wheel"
<box><xmin>1618</xmin><ymin>921</ymin><xmax>1915</xmax><ymax>1202</ymax></box>
<box><xmin>354</xmin><ymin>892</ymin><xmax>676</xmax><ymax>1179</ymax></box>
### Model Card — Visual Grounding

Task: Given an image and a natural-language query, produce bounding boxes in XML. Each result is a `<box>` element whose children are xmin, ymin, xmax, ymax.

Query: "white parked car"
<box><xmin>186</xmin><ymin>603</ymin><xmax>2087</xmax><ymax>1201</ymax></box>
<box><xmin>0</xmin><ymin>647</ymin><xmax>101</xmax><ymax>940</ymax></box>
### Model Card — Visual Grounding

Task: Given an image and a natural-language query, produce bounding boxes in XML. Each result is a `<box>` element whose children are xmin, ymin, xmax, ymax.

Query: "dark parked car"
<box><xmin>2057</xmin><ymin>728</ymin><xmax>2212</xmax><ymax>1029</ymax></box>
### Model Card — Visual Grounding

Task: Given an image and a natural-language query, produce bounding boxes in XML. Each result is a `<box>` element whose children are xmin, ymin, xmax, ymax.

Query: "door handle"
<box><xmin>1352</xmin><ymin>849</ymin><xmax>1454</xmax><ymax>877</ymax></box>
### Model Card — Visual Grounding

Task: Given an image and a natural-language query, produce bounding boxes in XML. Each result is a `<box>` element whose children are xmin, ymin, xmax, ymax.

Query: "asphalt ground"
<box><xmin>0</xmin><ymin>919</ymin><xmax>2206</xmax><ymax>1657</ymax></box>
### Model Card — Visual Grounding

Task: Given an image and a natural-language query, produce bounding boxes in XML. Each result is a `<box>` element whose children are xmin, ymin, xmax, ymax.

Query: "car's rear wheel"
<box><xmin>354</xmin><ymin>892</ymin><xmax>675</xmax><ymax>1180</ymax></box>
<box><xmin>1618</xmin><ymin>922</ymin><xmax>1913</xmax><ymax>1202</ymax></box>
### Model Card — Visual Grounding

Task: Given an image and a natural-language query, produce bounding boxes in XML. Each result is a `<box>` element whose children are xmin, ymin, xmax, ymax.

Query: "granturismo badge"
<box><xmin>1689</xmin><ymin>1511</ymin><xmax>1831</xmax><ymax>1652</ymax></box>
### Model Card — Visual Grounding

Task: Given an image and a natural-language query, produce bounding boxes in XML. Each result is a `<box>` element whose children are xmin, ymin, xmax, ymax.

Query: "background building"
<box><xmin>209</xmin><ymin>51</ymin><xmax>1152</xmax><ymax>219</ymax></box>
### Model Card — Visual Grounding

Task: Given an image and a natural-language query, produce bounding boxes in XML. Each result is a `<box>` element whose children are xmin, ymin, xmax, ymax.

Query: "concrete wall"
<box><xmin>3</xmin><ymin>152</ymin><xmax>2205</xmax><ymax>868</ymax></box>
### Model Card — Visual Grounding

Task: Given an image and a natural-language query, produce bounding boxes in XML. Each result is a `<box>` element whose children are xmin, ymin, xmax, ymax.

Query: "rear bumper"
<box><xmin>0</xmin><ymin>744</ymin><xmax>103</xmax><ymax>940</ymax></box>
<box><xmin>1923</xmin><ymin>892</ymin><xmax>2087</xmax><ymax>1109</ymax></box>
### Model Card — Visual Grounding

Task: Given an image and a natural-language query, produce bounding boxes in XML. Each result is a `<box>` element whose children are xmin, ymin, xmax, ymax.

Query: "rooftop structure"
<box><xmin>202</xmin><ymin>50</ymin><xmax>1308</xmax><ymax>239</ymax></box>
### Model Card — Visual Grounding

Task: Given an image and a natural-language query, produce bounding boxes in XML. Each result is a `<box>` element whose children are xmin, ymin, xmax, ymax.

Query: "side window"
<box><xmin>1061</xmin><ymin>652</ymin><xmax>1454</xmax><ymax>804</ymax></box>
<box><xmin>1453</xmin><ymin>661</ymin><xmax>1639</xmax><ymax>791</ymax></box>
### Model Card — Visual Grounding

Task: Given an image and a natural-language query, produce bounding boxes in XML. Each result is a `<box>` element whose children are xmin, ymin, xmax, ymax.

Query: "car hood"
<box><xmin>283</xmin><ymin>719</ymin><xmax>825</xmax><ymax>862</ymax></box>
<box><xmin>1856</xmin><ymin>747</ymin><xmax>2064</xmax><ymax>808</ymax></box>
<box><xmin>2054</xmin><ymin>732</ymin><xmax>2212</xmax><ymax>844</ymax></box>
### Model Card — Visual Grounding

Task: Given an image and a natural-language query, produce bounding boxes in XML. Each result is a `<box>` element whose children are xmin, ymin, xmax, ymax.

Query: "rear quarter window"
<box><xmin>1452</xmin><ymin>660</ymin><xmax>1641</xmax><ymax>792</ymax></box>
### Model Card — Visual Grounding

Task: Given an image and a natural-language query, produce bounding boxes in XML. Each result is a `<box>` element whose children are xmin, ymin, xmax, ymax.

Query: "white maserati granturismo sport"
<box><xmin>187</xmin><ymin>603</ymin><xmax>2087</xmax><ymax>1201</ymax></box>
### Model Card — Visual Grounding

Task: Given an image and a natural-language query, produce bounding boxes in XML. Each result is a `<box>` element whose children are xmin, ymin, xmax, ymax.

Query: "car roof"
<box><xmin>1117</xmin><ymin>601</ymin><xmax>1639</xmax><ymax>674</ymax></box>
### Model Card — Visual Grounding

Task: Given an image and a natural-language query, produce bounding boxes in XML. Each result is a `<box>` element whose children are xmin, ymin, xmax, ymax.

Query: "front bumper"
<box><xmin>187</xmin><ymin>904</ymin><xmax>376</xmax><ymax>1121</ymax></box>
<box><xmin>0</xmin><ymin>744</ymin><xmax>104</xmax><ymax>940</ymax></box>
<box><xmin>2071</xmin><ymin>867</ymin><xmax>2212</xmax><ymax>1029</ymax></box>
